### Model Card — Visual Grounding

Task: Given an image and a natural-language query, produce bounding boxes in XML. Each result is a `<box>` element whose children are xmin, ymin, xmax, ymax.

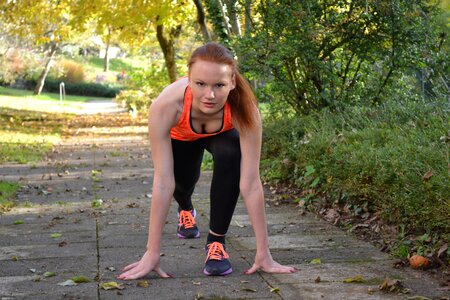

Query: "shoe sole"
<box><xmin>177</xmin><ymin>232</ymin><xmax>200</xmax><ymax>239</ymax></box>
<box><xmin>203</xmin><ymin>267</ymin><xmax>233</xmax><ymax>276</ymax></box>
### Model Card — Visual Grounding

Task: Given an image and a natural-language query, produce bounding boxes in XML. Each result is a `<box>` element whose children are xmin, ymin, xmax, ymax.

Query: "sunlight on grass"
<box><xmin>0</xmin><ymin>86</ymin><xmax>109</xmax><ymax>114</ymax></box>
<box><xmin>0</xmin><ymin>130</ymin><xmax>60</xmax><ymax>163</ymax></box>
<box><xmin>0</xmin><ymin>106</ymin><xmax>69</xmax><ymax>164</ymax></box>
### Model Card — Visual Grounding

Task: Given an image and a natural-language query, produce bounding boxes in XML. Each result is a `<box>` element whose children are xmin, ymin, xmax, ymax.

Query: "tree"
<box><xmin>193</xmin><ymin>0</ymin><xmax>212</xmax><ymax>42</ymax></box>
<box><xmin>238</xmin><ymin>0</ymin><xmax>444</xmax><ymax>114</ymax></box>
<box><xmin>75</xmin><ymin>0</ymin><xmax>196</xmax><ymax>83</ymax></box>
<box><xmin>0</xmin><ymin>0</ymin><xmax>83</xmax><ymax>95</ymax></box>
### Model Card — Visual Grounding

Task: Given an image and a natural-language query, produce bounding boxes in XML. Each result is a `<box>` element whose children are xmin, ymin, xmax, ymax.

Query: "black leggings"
<box><xmin>171</xmin><ymin>129</ymin><xmax>241</xmax><ymax>235</ymax></box>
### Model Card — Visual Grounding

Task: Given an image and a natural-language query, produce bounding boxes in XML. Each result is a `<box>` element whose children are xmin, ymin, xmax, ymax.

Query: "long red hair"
<box><xmin>188</xmin><ymin>42</ymin><xmax>259</xmax><ymax>133</ymax></box>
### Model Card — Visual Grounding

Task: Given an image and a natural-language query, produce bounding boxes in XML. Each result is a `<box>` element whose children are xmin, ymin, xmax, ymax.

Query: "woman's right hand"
<box><xmin>117</xmin><ymin>250</ymin><xmax>171</xmax><ymax>280</ymax></box>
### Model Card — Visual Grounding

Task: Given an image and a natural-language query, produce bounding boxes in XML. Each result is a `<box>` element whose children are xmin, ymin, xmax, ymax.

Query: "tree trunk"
<box><xmin>225</xmin><ymin>0</ymin><xmax>241</xmax><ymax>36</ymax></box>
<box><xmin>33</xmin><ymin>43</ymin><xmax>57</xmax><ymax>95</ymax></box>
<box><xmin>103</xmin><ymin>26</ymin><xmax>112</xmax><ymax>72</ymax></box>
<box><xmin>218</xmin><ymin>0</ymin><xmax>231</xmax><ymax>36</ymax></box>
<box><xmin>204</xmin><ymin>0</ymin><xmax>231</xmax><ymax>43</ymax></box>
<box><xmin>193</xmin><ymin>0</ymin><xmax>211</xmax><ymax>42</ymax></box>
<box><xmin>156</xmin><ymin>24</ymin><xmax>178</xmax><ymax>83</ymax></box>
<box><xmin>244</xmin><ymin>0</ymin><xmax>252</xmax><ymax>35</ymax></box>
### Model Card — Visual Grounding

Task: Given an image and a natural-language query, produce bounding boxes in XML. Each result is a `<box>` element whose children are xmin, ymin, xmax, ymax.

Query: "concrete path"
<box><xmin>0</xmin><ymin>112</ymin><xmax>447</xmax><ymax>300</ymax></box>
<box><xmin>78</xmin><ymin>99</ymin><xmax>126</xmax><ymax>115</ymax></box>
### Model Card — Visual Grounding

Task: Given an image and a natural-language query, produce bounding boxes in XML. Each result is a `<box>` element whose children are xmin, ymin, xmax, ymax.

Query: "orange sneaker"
<box><xmin>177</xmin><ymin>208</ymin><xmax>200</xmax><ymax>239</ymax></box>
<box><xmin>203</xmin><ymin>242</ymin><xmax>232</xmax><ymax>276</ymax></box>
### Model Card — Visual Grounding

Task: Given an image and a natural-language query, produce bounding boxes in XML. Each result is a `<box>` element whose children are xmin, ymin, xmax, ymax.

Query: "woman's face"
<box><xmin>189</xmin><ymin>60</ymin><xmax>235</xmax><ymax>116</ymax></box>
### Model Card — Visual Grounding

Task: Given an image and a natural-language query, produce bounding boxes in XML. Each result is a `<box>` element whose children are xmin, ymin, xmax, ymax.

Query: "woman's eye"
<box><xmin>216</xmin><ymin>83</ymin><xmax>225</xmax><ymax>88</ymax></box>
<box><xmin>196</xmin><ymin>82</ymin><xmax>204</xmax><ymax>86</ymax></box>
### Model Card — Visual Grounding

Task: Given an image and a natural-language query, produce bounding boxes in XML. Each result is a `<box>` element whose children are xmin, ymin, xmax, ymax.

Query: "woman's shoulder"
<box><xmin>153</xmin><ymin>77</ymin><xmax>188</xmax><ymax>106</ymax></box>
<box><xmin>150</xmin><ymin>77</ymin><xmax>188</xmax><ymax>125</ymax></box>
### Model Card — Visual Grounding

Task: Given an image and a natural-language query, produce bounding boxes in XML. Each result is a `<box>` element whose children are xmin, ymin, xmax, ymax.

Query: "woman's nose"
<box><xmin>205</xmin><ymin>87</ymin><xmax>215</xmax><ymax>99</ymax></box>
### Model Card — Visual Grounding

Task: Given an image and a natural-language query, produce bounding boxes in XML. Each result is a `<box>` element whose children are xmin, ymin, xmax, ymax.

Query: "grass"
<box><xmin>0</xmin><ymin>87</ymin><xmax>78</xmax><ymax>165</ymax></box>
<box><xmin>0</xmin><ymin>86</ymin><xmax>110</xmax><ymax>114</ymax></box>
<box><xmin>71</xmin><ymin>56</ymin><xmax>151</xmax><ymax>83</ymax></box>
<box><xmin>0</xmin><ymin>181</ymin><xmax>20</xmax><ymax>211</ymax></box>
<box><xmin>261</xmin><ymin>96</ymin><xmax>450</xmax><ymax>243</ymax></box>
<box><xmin>0</xmin><ymin>107</ymin><xmax>67</xmax><ymax>163</ymax></box>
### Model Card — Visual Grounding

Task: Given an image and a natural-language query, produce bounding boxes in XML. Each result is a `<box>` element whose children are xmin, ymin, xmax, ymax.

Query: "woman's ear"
<box><xmin>231</xmin><ymin>73</ymin><xmax>236</xmax><ymax>90</ymax></box>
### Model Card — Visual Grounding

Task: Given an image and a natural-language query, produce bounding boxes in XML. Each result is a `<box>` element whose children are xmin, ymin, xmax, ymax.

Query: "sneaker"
<box><xmin>203</xmin><ymin>241</ymin><xmax>232</xmax><ymax>276</ymax></box>
<box><xmin>177</xmin><ymin>209</ymin><xmax>200</xmax><ymax>239</ymax></box>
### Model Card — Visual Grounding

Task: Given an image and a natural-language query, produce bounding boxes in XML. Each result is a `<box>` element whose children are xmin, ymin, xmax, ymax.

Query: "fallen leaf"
<box><xmin>422</xmin><ymin>171</ymin><xmax>433</xmax><ymax>181</ymax></box>
<box><xmin>58</xmin><ymin>279</ymin><xmax>77</xmax><ymax>286</ymax></box>
<box><xmin>51</xmin><ymin>233</ymin><xmax>62</xmax><ymax>238</ymax></box>
<box><xmin>137</xmin><ymin>280</ymin><xmax>149</xmax><ymax>288</ymax></box>
<box><xmin>270</xmin><ymin>287</ymin><xmax>281</xmax><ymax>293</ymax></box>
<box><xmin>44</xmin><ymin>272</ymin><xmax>56</xmax><ymax>278</ymax></box>
<box><xmin>29</xmin><ymin>269</ymin><xmax>36</xmax><ymax>273</ymax></box>
<box><xmin>315</xmin><ymin>276</ymin><xmax>321</xmax><ymax>283</ymax></box>
<box><xmin>71</xmin><ymin>276</ymin><xmax>91</xmax><ymax>283</ymax></box>
<box><xmin>437</xmin><ymin>243</ymin><xmax>448</xmax><ymax>258</ymax></box>
<box><xmin>192</xmin><ymin>281</ymin><xmax>201</xmax><ymax>285</ymax></box>
<box><xmin>310</xmin><ymin>258</ymin><xmax>321</xmax><ymax>264</ymax></box>
<box><xmin>11</xmin><ymin>256</ymin><xmax>18</xmax><ymax>261</ymax></box>
<box><xmin>13</xmin><ymin>220</ymin><xmax>24</xmax><ymax>225</ymax></box>
<box><xmin>242</xmin><ymin>287</ymin><xmax>257</xmax><ymax>292</ymax></box>
<box><xmin>106</xmin><ymin>266</ymin><xmax>116</xmax><ymax>272</ymax></box>
<box><xmin>234</xmin><ymin>220</ymin><xmax>245</xmax><ymax>228</ymax></box>
<box><xmin>379</xmin><ymin>278</ymin><xmax>403</xmax><ymax>292</ymax></box>
<box><xmin>343</xmin><ymin>275</ymin><xmax>365</xmax><ymax>283</ymax></box>
<box><xmin>58</xmin><ymin>240</ymin><xmax>67</xmax><ymax>247</ymax></box>
<box><xmin>100</xmin><ymin>281</ymin><xmax>125</xmax><ymax>290</ymax></box>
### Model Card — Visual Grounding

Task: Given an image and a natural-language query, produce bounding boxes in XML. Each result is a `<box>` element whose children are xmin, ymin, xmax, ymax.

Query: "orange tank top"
<box><xmin>170</xmin><ymin>86</ymin><xmax>234</xmax><ymax>141</ymax></box>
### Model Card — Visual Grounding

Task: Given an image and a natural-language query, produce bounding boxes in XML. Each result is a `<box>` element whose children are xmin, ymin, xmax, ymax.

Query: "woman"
<box><xmin>118</xmin><ymin>42</ymin><xmax>297</xmax><ymax>279</ymax></box>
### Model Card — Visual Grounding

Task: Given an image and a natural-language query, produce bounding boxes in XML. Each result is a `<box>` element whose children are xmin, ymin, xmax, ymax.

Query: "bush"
<box><xmin>115</xmin><ymin>89</ymin><xmax>152</xmax><ymax>113</ymax></box>
<box><xmin>0</xmin><ymin>49</ymin><xmax>41</xmax><ymax>86</ymax></box>
<box><xmin>53</xmin><ymin>59</ymin><xmax>86</xmax><ymax>83</ymax></box>
<box><xmin>261</xmin><ymin>97</ymin><xmax>449</xmax><ymax>239</ymax></box>
<box><xmin>42</xmin><ymin>79</ymin><xmax>121</xmax><ymax>98</ymax></box>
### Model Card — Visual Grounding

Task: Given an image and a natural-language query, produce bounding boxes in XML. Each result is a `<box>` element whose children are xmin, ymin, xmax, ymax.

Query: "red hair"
<box><xmin>188</xmin><ymin>42</ymin><xmax>259</xmax><ymax>133</ymax></box>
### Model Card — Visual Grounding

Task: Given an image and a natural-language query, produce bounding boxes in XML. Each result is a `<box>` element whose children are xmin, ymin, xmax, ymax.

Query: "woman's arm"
<box><xmin>238</xmin><ymin>111</ymin><xmax>298</xmax><ymax>274</ymax></box>
<box><xmin>118</xmin><ymin>82</ymin><xmax>185</xmax><ymax>280</ymax></box>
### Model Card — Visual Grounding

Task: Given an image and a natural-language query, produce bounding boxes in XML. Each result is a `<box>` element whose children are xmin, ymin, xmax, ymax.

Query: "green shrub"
<box><xmin>261</xmin><ymin>97</ymin><xmax>449</xmax><ymax>239</ymax></box>
<box><xmin>42</xmin><ymin>79</ymin><xmax>121</xmax><ymax>98</ymax></box>
<box><xmin>115</xmin><ymin>89</ymin><xmax>151</xmax><ymax>113</ymax></box>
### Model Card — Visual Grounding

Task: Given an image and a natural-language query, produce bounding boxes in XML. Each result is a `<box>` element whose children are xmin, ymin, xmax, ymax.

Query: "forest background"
<box><xmin>0</xmin><ymin>0</ymin><xmax>449</xmax><ymax>270</ymax></box>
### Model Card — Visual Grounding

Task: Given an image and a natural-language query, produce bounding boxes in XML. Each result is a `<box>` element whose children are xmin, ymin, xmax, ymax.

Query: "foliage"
<box><xmin>239</xmin><ymin>0</ymin><xmax>447</xmax><ymax>114</ymax></box>
<box><xmin>0</xmin><ymin>49</ymin><xmax>43</xmax><ymax>85</ymax></box>
<box><xmin>41</xmin><ymin>79</ymin><xmax>121</xmax><ymax>98</ymax></box>
<box><xmin>53</xmin><ymin>59</ymin><xmax>86</xmax><ymax>83</ymax></box>
<box><xmin>115</xmin><ymin>90</ymin><xmax>151</xmax><ymax>114</ymax></box>
<box><xmin>115</xmin><ymin>62</ymin><xmax>170</xmax><ymax>113</ymax></box>
<box><xmin>0</xmin><ymin>181</ymin><xmax>19</xmax><ymax>212</ymax></box>
<box><xmin>261</xmin><ymin>96</ymin><xmax>450</xmax><ymax>240</ymax></box>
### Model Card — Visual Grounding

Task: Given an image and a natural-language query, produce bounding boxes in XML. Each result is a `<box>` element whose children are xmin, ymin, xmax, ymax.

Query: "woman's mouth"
<box><xmin>203</xmin><ymin>102</ymin><xmax>215</xmax><ymax>108</ymax></box>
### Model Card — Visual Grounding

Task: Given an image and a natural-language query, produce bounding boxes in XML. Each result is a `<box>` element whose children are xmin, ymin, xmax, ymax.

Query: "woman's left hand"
<box><xmin>244</xmin><ymin>252</ymin><xmax>299</xmax><ymax>275</ymax></box>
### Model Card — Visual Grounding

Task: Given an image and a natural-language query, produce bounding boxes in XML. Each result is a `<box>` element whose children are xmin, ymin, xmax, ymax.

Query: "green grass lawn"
<box><xmin>0</xmin><ymin>87</ymin><xmax>81</xmax><ymax>164</ymax></box>
<box><xmin>0</xmin><ymin>181</ymin><xmax>20</xmax><ymax>212</ymax></box>
<box><xmin>0</xmin><ymin>86</ymin><xmax>110</xmax><ymax>114</ymax></box>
